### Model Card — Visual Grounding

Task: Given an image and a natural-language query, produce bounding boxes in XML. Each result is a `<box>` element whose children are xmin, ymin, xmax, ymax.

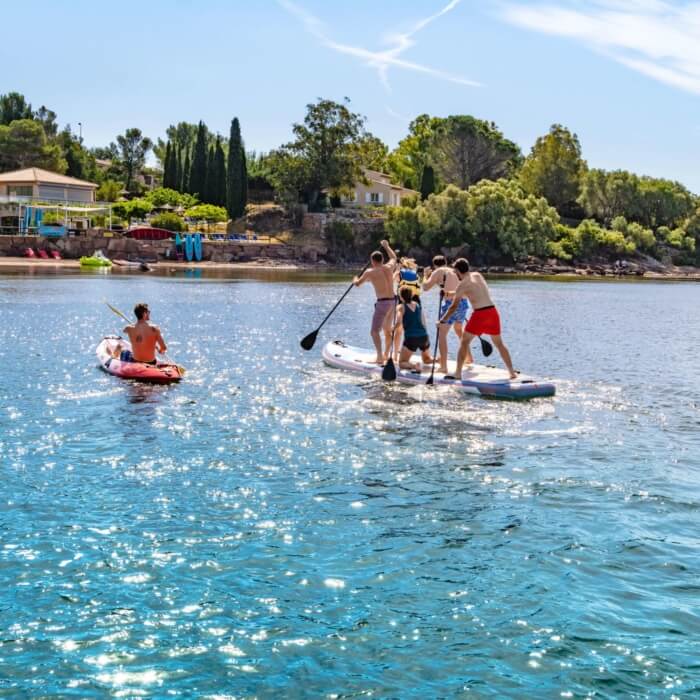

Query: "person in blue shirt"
<box><xmin>393</xmin><ymin>286</ymin><xmax>433</xmax><ymax>372</ymax></box>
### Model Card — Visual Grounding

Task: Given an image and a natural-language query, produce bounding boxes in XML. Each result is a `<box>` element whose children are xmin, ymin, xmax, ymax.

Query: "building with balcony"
<box><xmin>0</xmin><ymin>167</ymin><xmax>98</xmax><ymax>204</ymax></box>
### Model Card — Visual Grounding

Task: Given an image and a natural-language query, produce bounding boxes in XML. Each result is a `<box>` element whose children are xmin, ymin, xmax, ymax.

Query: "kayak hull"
<box><xmin>80</xmin><ymin>256</ymin><xmax>112</xmax><ymax>267</ymax></box>
<box><xmin>96</xmin><ymin>337</ymin><xmax>183</xmax><ymax>384</ymax></box>
<box><xmin>321</xmin><ymin>340</ymin><xmax>555</xmax><ymax>400</ymax></box>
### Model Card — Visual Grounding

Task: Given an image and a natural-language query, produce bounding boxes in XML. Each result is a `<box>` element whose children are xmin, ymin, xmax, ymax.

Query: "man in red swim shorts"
<box><xmin>439</xmin><ymin>258</ymin><xmax>517</xmax><ymax>380</ymax></box>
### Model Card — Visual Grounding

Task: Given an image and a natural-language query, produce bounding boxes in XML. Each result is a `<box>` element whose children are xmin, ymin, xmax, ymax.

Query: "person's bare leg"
<box><xmin>371</xmin><ymin>329</ymin><xmax>383</xmax><ymax>364</ymax></box>
<box><xmin>454</xmin><ymin>332</ymin><xmax>475</xmax><ymax>378</ymax></box>
<box><xmin>382</xmin><ymin>311</ymin><xmax>394</xmax><ymax>362</ymax></box>
<box><xmin>438</xmin><ymin>324</ymin><xmax>449</xmax><ymax>373</ymax></box>
<box><xmin>491</xmin><ymin>335</ymin><xmax>516</xmax><ymax>379</ymax></box>
<box><xmin>393</xmin><ymin>323</ymin><xmax>402</xmax><ymax>361</ymax></box>
<box><xmin>398</xmin><ymin>346</ymin><xmax>417</xmax><ymax>370</ymax></box>
<box><xmin>453</xmin><ymin>323</ymin><xmax>473</xmax><ymax>364</ymax></box>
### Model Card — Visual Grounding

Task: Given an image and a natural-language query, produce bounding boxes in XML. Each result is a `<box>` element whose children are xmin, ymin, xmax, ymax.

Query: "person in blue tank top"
<box><xmin>393</xmin><ymin>286</ymin><xmax>433</xmax><ymax>372</ymax></box>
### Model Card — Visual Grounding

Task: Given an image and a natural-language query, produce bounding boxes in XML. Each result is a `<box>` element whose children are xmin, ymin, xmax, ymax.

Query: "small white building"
<box><xmin>341</xmin><ymin>169</ymin><xmax>419</xmax><ymax>207</ymax></box>
<box><xmin>0</xmin><ymin>167</ymin><xmax>98</xmax><ymax>204</ymax></box>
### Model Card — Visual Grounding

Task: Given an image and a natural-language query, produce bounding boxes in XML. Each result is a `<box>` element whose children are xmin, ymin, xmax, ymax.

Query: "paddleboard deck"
<box><xmin>321</xmin><ymin>340</ymin><xmax>555</xmax><ymax>399</ymax></box>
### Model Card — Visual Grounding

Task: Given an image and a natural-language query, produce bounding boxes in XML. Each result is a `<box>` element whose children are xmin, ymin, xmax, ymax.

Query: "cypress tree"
<box><xmin>175</xmin><ymin>147</ymin><xmax>183</xmax><ymax>193</ymax></box>
<box><xmin>203</xmin><ymin>144</ymin><xmax>216</xmax><ymax>204</ymax></box>
<box><xmin>182</xmin><ymin>150</ymin><xmax>191</xmax><ymax>193</ymax></box>
<box><xmin>240</xmin><ymin>149</ymin><xmax>248</xmax><ymax>211</ymax></box>
<box><xmin>163</xmin><ymin>141</ymin><xmax>172</xmax><ymax>189</ymax></box>
<box><xmin>227</xmin><ymin>117</ymin><xmax>245</xmax><ymax>219</ymax></box>
<box><xmin>213</xmin><ymin>137</ymin><xmax>226</xmax><ymax>207</ymax></box>
<box><xmin>420</xmin><ymin>165</ymin><xmax>435</xmax><ymax>200</ymax></box>
<box><xmin>189</xmin><ymin>121</ymin><xmax>208</xmax><ymax>199</ymax></box>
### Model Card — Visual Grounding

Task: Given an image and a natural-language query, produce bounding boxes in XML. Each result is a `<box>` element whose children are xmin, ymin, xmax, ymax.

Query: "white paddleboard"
<box><xmin>321</xmin><ymin>340</ymin><xmax>556</xmax><ymax>399</ymax></box>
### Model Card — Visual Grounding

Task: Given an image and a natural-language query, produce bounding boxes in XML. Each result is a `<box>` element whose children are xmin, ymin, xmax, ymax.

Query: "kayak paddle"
<box><xmin>300</xmin><ymin>262</ymin><xmax>369</xmax><ymax>351</ymax></box>
<box><xmin>104</xmin><ymin>301</ymin><xmax>186</xmax><ymax>375</ymax></box>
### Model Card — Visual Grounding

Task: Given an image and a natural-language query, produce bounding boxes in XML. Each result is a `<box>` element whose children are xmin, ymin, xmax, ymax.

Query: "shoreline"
<box><xmin>0</xmin><ymin>256</ymin><xmax>699</xmax><ymax>281</ymax></box>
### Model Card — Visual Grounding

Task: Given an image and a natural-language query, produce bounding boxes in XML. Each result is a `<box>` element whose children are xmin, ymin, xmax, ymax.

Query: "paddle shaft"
<box><xmin>426</xmin><ymin>291</ymin><xmax>443</xmax><ymax>385</ymax></box>
<box><xmin>315</xmin><ymin>263</ymin><xmax>369</xmax><ymax>334</ymax></box>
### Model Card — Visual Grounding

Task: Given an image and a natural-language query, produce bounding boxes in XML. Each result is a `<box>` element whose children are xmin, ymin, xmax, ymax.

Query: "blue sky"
<box><xmin>2</xmin><ymin>0</ymin><xmax>699</xmax><ymax>192</ymax></box>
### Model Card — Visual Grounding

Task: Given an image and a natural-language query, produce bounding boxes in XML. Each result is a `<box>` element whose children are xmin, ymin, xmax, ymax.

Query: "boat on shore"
<box><xmin>322</xmin><ymin>340</ymin><xmax>556</xmax><ymax>399</ymax></box>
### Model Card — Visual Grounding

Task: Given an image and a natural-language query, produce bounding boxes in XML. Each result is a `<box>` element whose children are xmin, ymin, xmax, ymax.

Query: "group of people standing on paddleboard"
<box><xmin>353</xmin><ymin>240</ymin><xmax>517</xmax><ymax>380</ymax></box>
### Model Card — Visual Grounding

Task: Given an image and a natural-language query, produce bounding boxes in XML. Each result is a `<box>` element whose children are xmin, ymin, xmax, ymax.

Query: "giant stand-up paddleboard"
<box><xmin>322</xmin><ymin>340</ymin><xmax>555</xmax><ymax>400</ymax></box>
<box><xmin>193</xmin><ymin>232</ymin><xmax>203</xmax><ymax>261</ymax></box>
<box><xmin>96</xmin><ymin>337</ymin><xmax>183</xmax><ymax>384</ymax></box>
<box><xmin>185</xmin><ymin>234</ymin><xmax>194</xmax><ymax>262</ymax></box>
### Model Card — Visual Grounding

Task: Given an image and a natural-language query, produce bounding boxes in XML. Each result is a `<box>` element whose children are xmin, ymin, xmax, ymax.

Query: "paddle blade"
<box><xmin>300</xmin><ymin>330</ymin><xmax>318</xmax><ymax>351</ymax></box>
<box><xmin>426</xmin><ymin>373</ymin><xmax>435</xmax><ymax>385</ymax></box>
<box><xmin>480</xmin><ymin>337</ymin><xmax>493</xmax><ymax>357</ymax></box>
<box><xmin>382</xmin><ymin>358</ymin><xmax>397</xmax><ymax>382</ymax></box>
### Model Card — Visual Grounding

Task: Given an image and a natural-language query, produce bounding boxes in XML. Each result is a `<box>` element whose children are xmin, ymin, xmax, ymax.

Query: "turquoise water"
<box><xmin>0</xmin><ymin>270</ymin><xmax>699</xmax><ymax>698</ymax></box>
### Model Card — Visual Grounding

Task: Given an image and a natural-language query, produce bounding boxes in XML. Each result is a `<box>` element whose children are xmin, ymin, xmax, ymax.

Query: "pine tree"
<box><xmin>214</xmin><ymin>137</ymin><xmax>227</xmax><ymax>206</ymax></box>
<box><xmin>240</xmin><ymin>149</ymin><xmax>248</xmax><ymax>211</ymax></box>
<box><xmin>203</xmin><ymin>144</ymin><xmax>216</xmax><ymax>204</ymax></box>
<box><xmin>189</xmin><ymin>121</ymin><xmax>208</xmax><ymax>199</ymax></box>
<box><xmin>227</xmin><ymin>117</ymin><xmax>246</xmax><ymax>219</ymax></box>
<box><xmin>182</xmin><ymin>150</ymin><xmax>191</xmax><ymax>193</ymax></box>
<box><xmin>420</xmin><ymin>165</ymin><xmax>435</xmax><ymax>200</ymax></box>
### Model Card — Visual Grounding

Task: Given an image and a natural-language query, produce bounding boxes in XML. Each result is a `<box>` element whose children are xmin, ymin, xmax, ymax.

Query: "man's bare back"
<box><xmin>453</xmin><ymin>271</ymin><xmax>493</xmax><ymax>309</ymax></box>
<box><xmin>356</xmin><ymin>264</ymin><xmax>395</xmax><ymax>299</ymax></box>
<box><xmin>124</xmin><ymin>320</ymin><xmax>166</xmax><ymax>362</ymax></box>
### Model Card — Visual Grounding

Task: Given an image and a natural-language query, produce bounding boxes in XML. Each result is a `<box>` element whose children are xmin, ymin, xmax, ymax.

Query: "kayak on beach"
<box><xmin>80</xmin><ymin>250</ymin><xmax>112</xmax><ymax>267</ymax></box>
<box><xmin>112</xmin><ymin>259</ymin><xmax>152</xmax><ymax>271</ymax></box>
<box><xmin>322</xmin><ymin>340</ymin><xmax>556</xmax><ymax>399</ymax></box>
<box><xmin>96</xmin><ymin>336</ymin><xmax>183</xmax><ymax>384</ymax></box>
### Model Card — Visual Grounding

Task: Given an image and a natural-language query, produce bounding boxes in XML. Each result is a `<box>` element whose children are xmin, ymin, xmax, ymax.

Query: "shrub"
<box><xmin>150</xmin><ymin>212</ymin><xmax>185</xmax><ymax>232</ymax></box>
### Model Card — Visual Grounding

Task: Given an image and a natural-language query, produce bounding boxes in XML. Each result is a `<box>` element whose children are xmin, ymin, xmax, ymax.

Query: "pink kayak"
<box><xmin>96</xmin><ymin>336</ymin><xmax>184</xmax><ymax>384</ymax></box>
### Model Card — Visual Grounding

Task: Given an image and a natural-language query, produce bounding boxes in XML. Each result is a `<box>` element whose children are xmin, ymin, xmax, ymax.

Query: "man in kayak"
<box><xmin>439</xmin><ymin>259</ymin><xmax>517</xmax><ymax>380</ymax></box>
<box><xmin>422</xmin><ymin>255</ymin><xmax>468</xmax><ymax>373</ymax></box>
<box><xmin>123</xmin><ymin>303</ymin><xmax>168</xmax><ymax>364</ymax></box>
<box><xmin>353</xmin><ymin>239</ymin><xmax>398</xmax><ymax>364</ymax></box>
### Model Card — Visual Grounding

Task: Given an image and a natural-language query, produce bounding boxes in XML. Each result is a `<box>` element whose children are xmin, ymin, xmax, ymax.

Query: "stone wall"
<box><xmin>0</xmin><ymin>232</ymin><xmax>311</xmax><ymax>262</ymax></box>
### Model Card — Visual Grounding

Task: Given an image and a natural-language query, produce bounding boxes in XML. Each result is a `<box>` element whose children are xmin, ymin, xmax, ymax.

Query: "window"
<box><xmin>9</xmin><ymin>185</ymin><xmax>33</xmax><ymax>197</ymax></box>
<box><xmin>370</xmin><ymin>192</ymin><xmax>380</xmax><ymax>203</ymax></box>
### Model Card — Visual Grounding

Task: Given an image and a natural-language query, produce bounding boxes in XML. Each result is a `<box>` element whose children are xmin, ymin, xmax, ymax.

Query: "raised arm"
<box><xmin>155</xmin><ymin>326</ymin><xmax>167</xmax><ymax>353</ymax></box>
<box><xmin>381</xmin><ymin>239</ymin><xmax>397</xmax><ymax>264</ymax></box>
<box><xmin>422</xmin><ymin>267</ymin><xmax>444</xmax><ymax>292</ymax></box>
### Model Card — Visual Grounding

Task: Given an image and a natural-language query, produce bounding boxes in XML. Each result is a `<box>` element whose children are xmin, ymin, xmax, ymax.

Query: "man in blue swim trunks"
<box><xmin>423</xmin><ymin>255</ymin><xmax>472</xmax><ymax>373</ymax></box>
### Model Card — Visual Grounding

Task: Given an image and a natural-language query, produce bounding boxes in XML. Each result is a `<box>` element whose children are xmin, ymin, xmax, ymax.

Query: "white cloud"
<box><xmin>277</xmin><ymin>0</ymin><xmax>481</xmax><ymax>91</ymax></box>
<box><xmin>501</xmin><ymin>1</ymin><xmax>700</xmax><ymax>95</ymax></box>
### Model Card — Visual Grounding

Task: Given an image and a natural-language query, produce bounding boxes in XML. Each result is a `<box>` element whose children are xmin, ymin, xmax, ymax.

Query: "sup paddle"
<box><xmin>300</xmin><ymin>262</ymin><xmax>370</xmax><ymax>351</ymax></box>
<box><xmin>381</xmin><ymin>297</ymin><xmax>398</xmax><ymax>382</ymax></box>
<box><xmin>104</xmin><ymin>301</ymin><xmax>186</xmax><ymax>375</ymax></box>
<box><xmin>480</xmin><ymin>336</ymin><xmax>493</xmax><ymax>357</ymax></box>
<box><xmin>426</xmin><ymin>291</ymin><xmax>444</xmax><ymax>386</ymax></box>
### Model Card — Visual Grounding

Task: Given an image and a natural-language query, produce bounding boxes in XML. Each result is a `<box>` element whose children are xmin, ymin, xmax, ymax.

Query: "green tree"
<box><xmin>112</xmin><ymin>198</ymin><xmax>152</xmax><ymax>223</ymax></box>
<box><xmin>520</xmin><ymin>124</ymin><xmax>586</xmax><ymax>216</ymax></box>
<box><xmin>637</xmin><ymin>177</ymin><xmax>695</xmax><ymax>228</ymax></box>
<box><xmin>182</xmin><ymin>150</ymin><xmax>190</xmax><ymax>193</ymax></box>
<box><xmin>431</xmin><ymin>115</ymin><xmax>521</xmax><ymax>190</ymax></box>
<box><xmin>176</xmin><ymin>148</ymin><xmax>183</xmax><ymax>193</ymax></box>
<box><xmin>162</xmin><ymin>141</ymin><xmax>173</xmax><ymax>189</ymax></box>
<box><xmin>0</xmin><ymin>92</ymin><xmax>33</xmax><ymax>125</ymax></box>
<box><xmin>419</xmin><ymin>165</ymin><xmax>435</xmax><ymax>200</ymax></box>
<box><xmin>35</xmin><ymin>106</ymin><xmax>58</xmax><ymax>138</ymax></box>
<box><xmin>185</xmin><ymin>203</ymin><xmax>228</xmax><ymax>226</ymax></box>
<box><xmin>212</xmin><ymin>137</ymin><xmax>227</xmax><ymax>207</ymax></box>
<box><xmin>96</xmin><ymin>179</ymin><xmax>122</xmax><ymax>202</ymax></box>
<box><xmin>578</xmin><ymin>169</ymin><xmax>641</xmax><ymax>225</ymax></box>
<box><xmin>227</xmin><ymin>117</ymin><xmax>246</xmax><ymax>218</ymax></box>
<box><xmin>115</xmin><ymin>128</ymin><xmax>152</xmax><ymax>192</ymax></box>
<box><xmin>386</xmin><ymin>114</ymin><xmax>440</xmax><ymax>190</ymax></box>
<box><xmin>203</xmin><ymin>144</ymin><xmax>216</xmax><ymax>204</ymax></box>
<box><xmin>354</xmin><ymin>133</ymin><xmax>389</xmax><ymax>172</ymax></box>
<box><xmin>0</xmin><ymin>119</ymin><xmax>66</xmax><ymax>172</ymax></box>
<box><xmin>145</xmin><ymin>187</ymin><xmax>197</xmax><ymax>209</ymax></box>
<box><xmin>267</xmin><ymin>98</ymin><xmax>365</xmax><ymax>210</ymax></box>
<box><xmin>189</xmin><ymin>121</ymin><xmax>208</xmax><ymax>199</ymax></box>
